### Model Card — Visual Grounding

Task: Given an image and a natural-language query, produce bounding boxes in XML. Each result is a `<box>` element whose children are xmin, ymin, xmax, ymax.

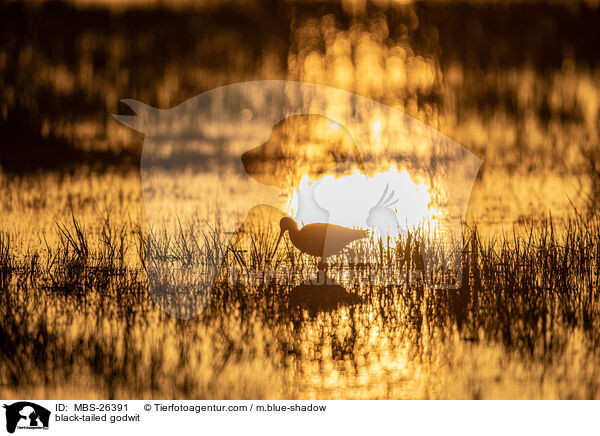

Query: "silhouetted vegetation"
<box><xmin>0</xmin><ymin>208</ymin><xmax>599</xmax><ymax>398</ymax></box>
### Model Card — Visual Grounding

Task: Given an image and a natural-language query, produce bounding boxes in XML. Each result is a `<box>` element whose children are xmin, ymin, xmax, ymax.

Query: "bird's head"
<box><xmin>278</xmin><ymin>217</ymin><xmax>298</xmax><ymax>239</ymax></box>
<box><xmin>272</xmin><ymin>217</ymin><xmax>298</xmax><ymax>257</ymax></box>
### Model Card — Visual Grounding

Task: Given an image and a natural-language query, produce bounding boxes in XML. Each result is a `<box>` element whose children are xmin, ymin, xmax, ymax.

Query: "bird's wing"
<box><xmin>322</xmin><ymin>224</ymin><xmax>368</xmax><ymax>257</ymax></box>
<box><xmin>294</xmin><ymin>223</ymin><xmax>368</xmax><ymax>258</ymax></box>
<box><xmin>293</xmin><ymin>223</ymin><xmax>328</xmax><ymax>257</ymax></box>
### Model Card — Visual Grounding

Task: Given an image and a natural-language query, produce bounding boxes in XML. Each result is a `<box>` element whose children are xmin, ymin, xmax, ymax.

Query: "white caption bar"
<box><xmin>0</xmin><ymin>400</ymin><xmax>597</xmax><ymax>436</ymax></box>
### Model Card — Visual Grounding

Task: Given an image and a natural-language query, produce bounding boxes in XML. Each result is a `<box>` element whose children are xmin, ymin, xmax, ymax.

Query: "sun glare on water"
<box><xmin>287</xmin><ymin>165</ymin><xmax>441</xmax><ymax>238</ymax></box>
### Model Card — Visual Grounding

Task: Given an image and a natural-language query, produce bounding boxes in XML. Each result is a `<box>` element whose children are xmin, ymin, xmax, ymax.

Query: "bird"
<box><xmin>294</xmin><ymin>176</ymin><xmax>329</xmax><ymax>225</ymax></box>
<box><xmin>366</xmin><ymin>183</ymin><xmax>400</xmax><ymax>237</ymax></box>
<box><xmin>274</xmin><ymin>217</ymin><xmax>368</xmax><ymax>268</ymax></box>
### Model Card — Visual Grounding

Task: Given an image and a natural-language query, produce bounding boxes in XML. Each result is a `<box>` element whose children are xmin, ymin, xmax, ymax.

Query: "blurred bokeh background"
<box><xmin>1</xmin><ymin>0</ymin><xmax>599</xmax><ymax>225</ymax></box>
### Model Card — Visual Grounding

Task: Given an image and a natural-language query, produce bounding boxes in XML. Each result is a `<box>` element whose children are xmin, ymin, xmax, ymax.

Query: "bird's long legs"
<box><xmin>317</xmin><ymin>257</ymin><xmax>328</xmax><ymax>272</ymax></box>
<box><xmin>316</xmin><ymin>257</ymin><xmax>329</xmax><ymax>283</ymax></box>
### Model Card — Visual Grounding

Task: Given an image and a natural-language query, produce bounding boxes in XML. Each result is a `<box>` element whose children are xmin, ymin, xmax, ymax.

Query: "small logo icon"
<box><xmin>3</xmin><ymin>402</ymin><xmax>50</xmax><ymax>434</ymax></box>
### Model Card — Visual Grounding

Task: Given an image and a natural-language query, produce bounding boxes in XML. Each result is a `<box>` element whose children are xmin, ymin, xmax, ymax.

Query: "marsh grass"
<box><xmin>1</xmin><ymin>208</ymin><xmax>600</xmax><ymax>399</ymax></box>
